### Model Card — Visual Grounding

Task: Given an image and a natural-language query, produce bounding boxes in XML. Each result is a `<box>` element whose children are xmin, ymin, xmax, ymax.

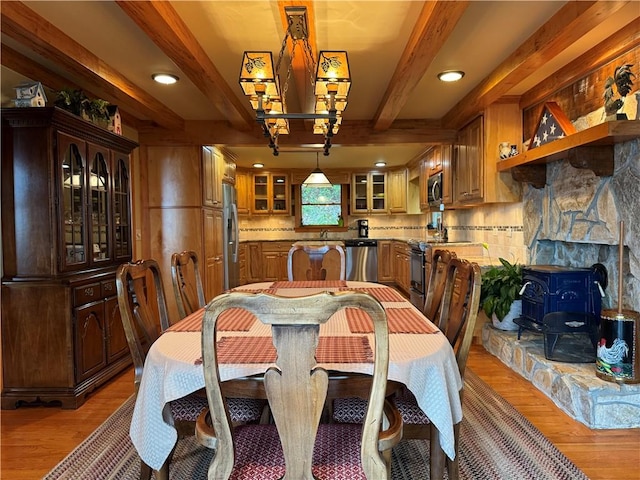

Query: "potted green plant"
<box><xmin>480</xmin><ymin>257</ymin><xmax>523</xmax><ymax>331</ymax></box>
<box><xmin>54</xmin><ymin>89</ymin><xmax>111</xmax><ymax>126</ymax></box>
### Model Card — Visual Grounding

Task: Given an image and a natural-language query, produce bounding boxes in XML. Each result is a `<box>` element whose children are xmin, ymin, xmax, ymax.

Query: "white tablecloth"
<box><xmin>130</xmin><ymin>281</ymin><xmax>463</xmax><ymax>470</ymax></box>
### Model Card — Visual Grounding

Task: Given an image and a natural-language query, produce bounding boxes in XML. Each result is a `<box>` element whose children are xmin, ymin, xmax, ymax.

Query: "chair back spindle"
<box><xmin>171</xmin><ymin>250</ymin><xmax>206</xmax><ymax>319</ymax></box>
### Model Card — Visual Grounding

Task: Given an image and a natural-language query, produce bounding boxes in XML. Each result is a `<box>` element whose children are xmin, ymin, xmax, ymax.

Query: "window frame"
<box><xmin>293</xmin><ymin>184</ymin><xmax>349</xmax><ymax>233</ymax></box>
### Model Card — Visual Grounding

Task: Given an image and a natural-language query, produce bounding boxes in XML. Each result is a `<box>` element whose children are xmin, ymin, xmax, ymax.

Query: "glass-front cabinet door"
<box><xmin>351</xmin><ymin>172</ymin><xmax>386</xmax><ymax>213</ymax></box>
<box><xmin>251</xmin><ymin>172</ymin><xmax>289</xmax><ymax>214</ymax></box>
<box><xmin>59</xmin><ymin>133</ymin><xmax>88</xmax><ymax>270</ymax></box>
<box><xmin>88</xmin><ymin>144</ymin><xmax>110</xmax><ymax>263</ymax></box>
<box><xmin>113</xmin><ymin>155</ymin><xmax>131</xmax><ymax>260</ymax></box>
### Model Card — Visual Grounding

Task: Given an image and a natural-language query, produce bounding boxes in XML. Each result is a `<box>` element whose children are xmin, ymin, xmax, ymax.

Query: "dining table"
<box><xmin>129</xmin><ymin>280</ymin><xmax>464</xmax><ymax>478</ymax></box>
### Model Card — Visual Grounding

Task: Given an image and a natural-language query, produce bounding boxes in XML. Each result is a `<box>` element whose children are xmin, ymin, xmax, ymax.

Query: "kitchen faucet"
<box><xmin>320</xmin><ymin>229</ymin><xmax>328</xmax><ymax>240</ymax></box>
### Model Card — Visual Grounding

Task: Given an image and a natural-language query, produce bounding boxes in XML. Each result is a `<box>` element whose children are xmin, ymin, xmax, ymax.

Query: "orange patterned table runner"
<box><xmin>345</xmin><ymin>307</ymin><xmax>439</xmax><ymax>334</ymax></box>
<box><xmin>166</xmin><ymin>307</ymin><xmax>256</xmax><ymax>333</ymax></box>
<box><xmin>339</xmin><ymin>286</ymin><xmax>406</xmax><ymax>303</ymax></box>
<box><xmin>270</xmin><ymin>280</ymin><xmax>347</xmax><ymax>288</ymax></box>
<box><xmin>205</xmin><ymin>335</ymin><xmax>373</xmax><ymax>364</ymax></box>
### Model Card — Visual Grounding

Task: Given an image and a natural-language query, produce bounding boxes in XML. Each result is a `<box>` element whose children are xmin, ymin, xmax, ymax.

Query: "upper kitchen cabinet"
<box><xmin>352</xmin><ymin>172</ymin><xmax>387</xmax><ymax>214</ymax></box>
<box><xmin>1</xmin><ymin>107</ymin><xmax>138</xmax><ymax>409</ymax></box>
<box><xmin>454</xmin><ymin>102</ymin><xmax>522</xmax><ymax>205</ymax></box>
<box><xmin>235</xmin><ymin>170</ymin><xmax>251</xmax><ymax>215</ymax></box>
<box><xmin>202</xmin><ymin>146</ymin><xmax>223</xmax><ymax>208</ymax></box>
<box><xmin>251</xmin><ymin>172</ymin><xmax>289</xmax><ymax>214</ymax></box>
<box><xmin>387</xmin><ymin>168</ymin><xmax>408</xmax><ymax>213</ymax></box>
<box><xmin>203</xmin><ymin>146</ymin><xmax>237</xmax><ymax>208</ymax></box>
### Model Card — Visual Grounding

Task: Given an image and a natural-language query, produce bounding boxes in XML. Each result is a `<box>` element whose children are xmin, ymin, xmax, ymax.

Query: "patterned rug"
<box><xmin>44</xmin><ymin>370</ymin><xmax>588</xmax><ymax>480</ymax></box>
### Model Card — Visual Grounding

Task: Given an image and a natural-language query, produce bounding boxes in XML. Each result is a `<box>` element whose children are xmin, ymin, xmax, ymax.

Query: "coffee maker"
<box><xmin>358</xmin><ymin>219</ymin><xmax>369</xmax><ymax>238</ymax></box>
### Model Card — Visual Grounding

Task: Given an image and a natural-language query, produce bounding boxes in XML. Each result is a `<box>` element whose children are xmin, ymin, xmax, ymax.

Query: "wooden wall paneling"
<box><xmin>146</xmin><ymin>146</ymin><xmax>201</xmax><ymax>208</ymax></box>
<box><xmin>148</xmin><ymin>206</ymin><xmax>203</xmax><ymax>324</ymax></box>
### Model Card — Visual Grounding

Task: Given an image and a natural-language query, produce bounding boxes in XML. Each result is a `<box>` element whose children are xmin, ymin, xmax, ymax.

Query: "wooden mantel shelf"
<box><xmin>496</xmin><ymin>120</ymin><xmax>640</xmax><ymax>188</ymax></box>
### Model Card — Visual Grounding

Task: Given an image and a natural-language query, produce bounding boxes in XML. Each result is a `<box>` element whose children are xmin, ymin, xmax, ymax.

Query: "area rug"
<box><xmin>44</xmin><ymin>370</ymin><xmax>588</xmax><ymax>480</ymax></box>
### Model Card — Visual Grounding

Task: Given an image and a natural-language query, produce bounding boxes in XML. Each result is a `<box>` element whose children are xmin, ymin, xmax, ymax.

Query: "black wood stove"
<box><xmin>514</xmin><ymin>264</ymin><xmax>608</xmax><ymax>361</ymax></box>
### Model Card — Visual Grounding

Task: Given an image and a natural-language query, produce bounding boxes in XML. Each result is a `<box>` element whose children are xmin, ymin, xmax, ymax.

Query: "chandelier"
<box><xmin>239</xmin><ymin>6</ymin><xmax>351</xmax><ymax>156</ymax></box>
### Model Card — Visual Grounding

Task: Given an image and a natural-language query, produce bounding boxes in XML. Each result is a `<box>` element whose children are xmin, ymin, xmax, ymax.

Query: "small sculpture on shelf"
<box><xmin>13</xmin><ymin>82</ymin><xmax>47</xmax><ymax>107</ymax></box>
<box><xmin>603</xmin><ymin>64</ymin><xmax>635</xmax><ymax>120</ymax></box>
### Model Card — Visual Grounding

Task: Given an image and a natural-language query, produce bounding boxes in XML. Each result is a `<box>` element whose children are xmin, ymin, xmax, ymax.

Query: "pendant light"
<box><xmin>303</xmin><ymin>152</ymin><xmax>331</xmax><ymax>186</ymax></box>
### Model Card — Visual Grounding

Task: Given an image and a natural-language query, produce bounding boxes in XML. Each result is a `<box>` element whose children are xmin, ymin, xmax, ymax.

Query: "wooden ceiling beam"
<box><xmin>372</xmin><ymin>1</ymin><xmax>469</xmax><ymax>131</ymax></box>
<box><xmin>442</xmin><ymin>0</ymin><xmax>632</xmax><ymax>129</ymax></box>
<box><xmin>0</xmin><ymin>1</ymin><xmax>184</xmax><ymax>130</ymax></box>
<box><xmin>138</xmin><ymin>119</ymin><xmax>457</xmax><ymax>147</ymax></box>
<box><xmin>1</xmin><ymin>44</ymin><xmax>144</xmax><ymax>131</ymax></box>
<box><xmin>115</xmin><ymin>0</ymin><xmax>254</xmax><ymax>131</ymax></box>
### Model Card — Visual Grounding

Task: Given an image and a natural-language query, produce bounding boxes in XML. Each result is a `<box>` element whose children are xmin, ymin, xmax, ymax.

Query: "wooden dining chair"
<box><xmin>287</xmin><ymin>244</ymin><xmax>346</xmax><ymax>281</ymax></box>
<box><xmin>332</xmin><ymin>258</ymin><xmax>481</xmax><ymax>480</ymax></box>
<box><xmin>423</xmin><ymin>249</ymin><xmax>457</xmax><ymax>322</ymax></box>
<box><xmin>195</xmin><ymin>290</ymin><xmax>403</xmax><ymax>480</ymax></box>
<box><xmin>116</xmin><ymin>259</ymin><xmax>266</xmax><ymax>480</ymax></box>
<box><xmin>116</xmin><ymin>259</ymin><xmax>208</xmax><ymax>480</ymax></box>
<box><xmin>171</xmin><ymin>250</ymin><xmax>206</xmax><ymax>319</ymax></box>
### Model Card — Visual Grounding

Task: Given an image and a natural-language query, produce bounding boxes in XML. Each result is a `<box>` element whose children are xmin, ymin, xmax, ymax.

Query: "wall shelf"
<box><xmin>496</xmin><ymin>120</ymin><xmax>640</xmax><ymax>188</ymax></box>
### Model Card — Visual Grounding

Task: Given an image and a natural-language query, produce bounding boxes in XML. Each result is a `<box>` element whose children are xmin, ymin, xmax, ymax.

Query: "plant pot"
<box><xmin>491</xmin><ymin>299</ymin><xmax>522</xmax><ymax>331</ymax></box>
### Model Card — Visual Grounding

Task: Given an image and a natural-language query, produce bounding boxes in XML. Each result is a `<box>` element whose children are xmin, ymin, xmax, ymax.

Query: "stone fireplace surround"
<box><xmin>482</xmin><ymin>324</ymin><xmax>639</xmax><ymax>429</ymax></box>
<box><xmin>492</xmin><ymin>106</ymin><xmax>640</xmax><ymax>429</ymax></box>
<box><xmin>523</xmin><ymin>134</ymin><xmax>640</xmax><ymax>314</ymax></box>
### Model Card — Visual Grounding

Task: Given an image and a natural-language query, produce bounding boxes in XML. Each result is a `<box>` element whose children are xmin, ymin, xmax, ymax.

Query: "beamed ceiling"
<box><xmin>1</xmin><ymin>1</ymin><xmax>639</xmax><ymax>170</ymax></box>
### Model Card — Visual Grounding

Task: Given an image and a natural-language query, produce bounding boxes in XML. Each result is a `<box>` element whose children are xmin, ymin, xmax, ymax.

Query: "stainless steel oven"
<box><xmin>409</xmin><ymin>243</ymin><xmax>426</xmax><ymax>310</ymax></box>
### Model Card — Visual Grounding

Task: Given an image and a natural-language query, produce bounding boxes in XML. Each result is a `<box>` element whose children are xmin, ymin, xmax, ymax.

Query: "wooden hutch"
<box><xmin>1</xmin><ymin>107</ymin><xmax>138</xmax><ymax>409</ymax></box>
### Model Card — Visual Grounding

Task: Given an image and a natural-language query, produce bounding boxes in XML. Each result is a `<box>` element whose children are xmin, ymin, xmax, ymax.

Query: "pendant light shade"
<box><xmin>303</xmin><ymin>153</ymin><xmax>331</xmax><ymax>186</ymax></box>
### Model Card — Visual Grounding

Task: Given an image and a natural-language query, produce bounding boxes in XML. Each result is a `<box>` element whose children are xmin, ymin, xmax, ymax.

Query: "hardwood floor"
<box><xmin>1</xmin><ymin>345</ymin><xmax>639</xmax><ymax>479</ymax></box>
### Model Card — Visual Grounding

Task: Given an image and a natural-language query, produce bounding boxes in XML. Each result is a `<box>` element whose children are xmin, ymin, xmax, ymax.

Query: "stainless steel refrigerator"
<box><xmin>222</xmin><ymin>183</ymin><xmax>240</xmax><ymax>290</ymax></box>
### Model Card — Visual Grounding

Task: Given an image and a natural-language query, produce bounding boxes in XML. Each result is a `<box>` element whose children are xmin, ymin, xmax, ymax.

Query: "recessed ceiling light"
<box><xmin>253</xmin><ymin>163</ymin><xmax>264</xmax><ymax>168</ymax></box>
<box><xmin>152</xmin><ymin>73</ymin><xmax>179</xmax><ymax>85</ymax></box>
<box><xmin>375</xmin><ymin>161</ymin><xmax>386</xmax><ymax>167</ymax></box>
<box><xmin>437</xmin><ymin>70</ymin><xmax>464</xmax><ymax>82</ymax></box>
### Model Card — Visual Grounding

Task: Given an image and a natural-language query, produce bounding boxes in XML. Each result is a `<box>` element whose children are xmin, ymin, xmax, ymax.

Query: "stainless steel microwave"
<box><xmin>427</xmin><ymin>172</ymin><xmax>443</xmax><ymax>206</ymax></box>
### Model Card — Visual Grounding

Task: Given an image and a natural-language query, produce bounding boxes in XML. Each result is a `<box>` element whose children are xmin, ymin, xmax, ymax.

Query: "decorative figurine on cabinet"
<box><xmin>13</xmin><ymin>81</ymin><xmax>47</xmax><ymax>107</ymax></box>
<box><xmin>107</xmin><ymin>105</ymin><xmax>122</xmax><ymax>135</ymax></box>
<box><xmin>604</xmin><ymin>64</ymin><xmax>635</xmax><ymax>120</ymax></box>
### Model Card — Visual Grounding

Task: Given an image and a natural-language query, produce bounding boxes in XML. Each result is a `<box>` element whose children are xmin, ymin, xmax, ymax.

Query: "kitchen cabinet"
<box><xmin>454</xmin><ymin>102</ymin><xmax>522</xmax><ymax>205</ymax></box>
<box><xmin>236</xmin><ymin>170</ymin><xmax>251</xmax><ymax>215</ymax></box>
<box><xmin>238</xmin><ymin>243</ymin><xmax>248</xmax><ymax>285</ymax></box>
<box><xmin>203</xmin><ymin>208</ymin><xmax>224</xmax><ymax>299</ymax></box>
<box><xmin>351</xmin><ymin>172</ymin><xmax>387</xmax><ymax>213</ymax></box>
<box><xmin>455</xmin><ymin>116</ymin><xmax>483</xmax><ymax>203</ymax></box>
<box><xmin>377</xmin><ymin>240</ymin><xmax>394</xmax><ymax>283</ymax></box>
<box><xmin>440</xmin><ymin>144</ymin><xmax>454</xmax><ymax>205</ymax></box>
<box><xmin>145</xmin><ymin>145</ymin><xmax>233</xmax><ymax>320</ymax></box>
<box><xmin>427</xmin><ymin>145</ymin><xmax>443</xmax><ymax>175</ymax></box>
<box><xmin>393</xmin><ymin>241</ymin><xmax>411</xmax><ymax>295</ymax></box>
<box><xmin>252</xmin><ymin>172</ymin><xmax>290</xmax><ymax>214</ymax></box>
<box><xmin>261</xmin><ymin>241</ymin><xmax>292</xmax><ymax>281</ymax></box>
<box><xmin>202</xmin><ymin>146</ymin><xmax>223</xmax><ymax>208</ymax></box>
<box><xmin>246</xmin><ymin>242</ymin><xmax>263</xmax><ymax>283</ymax></box>
<box><xmin>387</xmin><ymin>168</ymin><xmax>408</xmax><ymax>213</ymax></box>
<box><xmin>1</xmin><ymin>107</ymin><xmax>137</xmax><ymax>409</ymax></box>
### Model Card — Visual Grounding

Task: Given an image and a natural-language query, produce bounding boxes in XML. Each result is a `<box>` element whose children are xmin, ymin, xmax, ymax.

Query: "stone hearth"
<box><xmin>482</xmin><ymin>323</ymin><xmax>640</xmax><ymax>429</ymax></box>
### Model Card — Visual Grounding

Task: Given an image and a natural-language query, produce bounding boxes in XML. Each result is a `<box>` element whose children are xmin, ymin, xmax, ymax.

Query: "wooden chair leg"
<box><xmin>429</xmin><ymin>423</ymin><xmax>446</xmax><ymax>480</ymax></box>
<box><xmin>139</xmin><ymin>461</ymin><xmax>152</xmax><ymax>480</ymax></box>
<box><xmin>446</xmin><ymin>422</ymin><xmax>460</xmax><ymax>480</ymax></box>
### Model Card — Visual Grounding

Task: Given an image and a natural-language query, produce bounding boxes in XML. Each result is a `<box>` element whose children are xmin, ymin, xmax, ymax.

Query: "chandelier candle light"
<box><xmin>239</xmin><ymin>6</ymin><xmax>350</xmax><ymax>156</ymax></box>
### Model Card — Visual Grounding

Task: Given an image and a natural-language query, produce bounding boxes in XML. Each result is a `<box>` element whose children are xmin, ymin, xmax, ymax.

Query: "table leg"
<box><xmin>429</xmin><ymin>423</ymin><xmax>445</xmax><ymax>480</ymax></box>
